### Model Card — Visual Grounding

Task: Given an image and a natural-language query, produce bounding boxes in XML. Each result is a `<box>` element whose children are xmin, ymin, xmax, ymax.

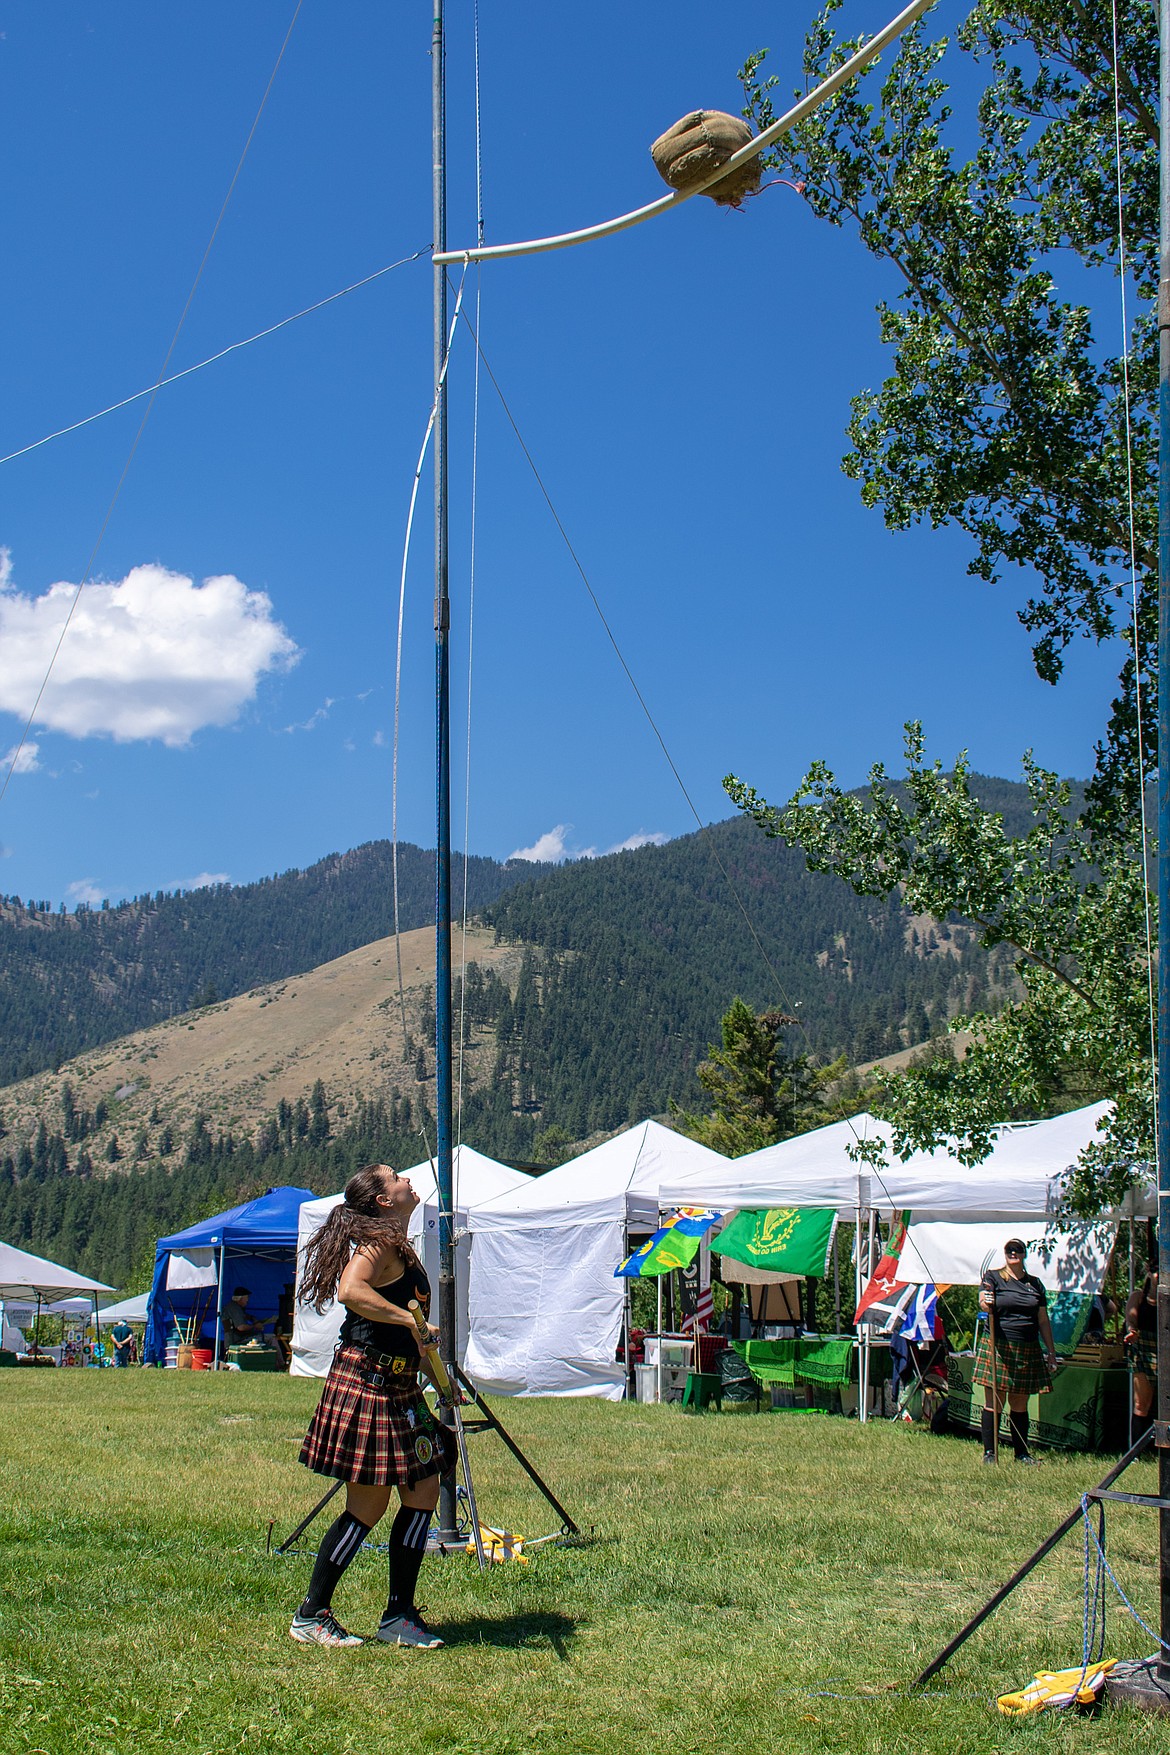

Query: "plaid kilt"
<box><xmin>973</xmin><ymin>1331</ymin><xmax>1052</xmax><ymax>1397</ymax></box>
<box><xmin>300</xmin><ymin>1345</ymin><xmax>456</xmax><ymax>1486</ymax></box>
<box><xmin>1127</xmin><ymin>1336</ymin><xmax>1158</xmax><ymax>1379</ymax></box>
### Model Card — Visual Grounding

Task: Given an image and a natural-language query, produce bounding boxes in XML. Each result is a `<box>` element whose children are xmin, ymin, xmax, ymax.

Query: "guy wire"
<box><xmin>447</xmin><ymin>282</ymin><xmax>965</xmax><ymax>1307</ymax></box>
<box><xmin>0</xmin><ymin>250</ymin><xmax>429</xmax><ymax>471</ymax></box>
<box><xmin>391</xmin><ymin>268</ymin><xmax>469</xmax><ymax>1173</ymax></box>
<box><xmin>0</xmin><ymin>0</ymin><xmax>305</xmax><ymax>812</ymax></box>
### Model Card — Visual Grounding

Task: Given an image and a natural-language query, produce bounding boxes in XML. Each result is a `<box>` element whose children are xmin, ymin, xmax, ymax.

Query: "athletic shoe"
<box><xmin>1014</xmin><ymin>1453</ymin><xmax>1039</xmax><ymax>1466</ymax></box>
<box><xmin>376</xmin><ymin>1611</ymin><xmax>444</xmax><ymax>1648</ymax></box>
<box><xmin>290</xmin><ymin>1608</ymin><xmax>364</xmax><ymax>1646</ymax></box>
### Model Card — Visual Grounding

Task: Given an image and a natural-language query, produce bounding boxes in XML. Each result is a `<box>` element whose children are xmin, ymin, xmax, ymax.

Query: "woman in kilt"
<box><xmin>1124</xmin><ymin>1267</ymin><xmax>1158</xmax><ymax>1447</ymax></box>
<box><xmin>976</xmin><ymin>1239</ymin><xmax>1058</xmax><ymax>1465</ymax></box>
<box><xmin>290</xmin><ymin>1163</ymin><xmax>457</xmax><ymax>1649</ymax></box>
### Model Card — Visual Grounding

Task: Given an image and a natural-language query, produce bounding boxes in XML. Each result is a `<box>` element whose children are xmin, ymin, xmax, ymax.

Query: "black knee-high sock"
<box><xmin>981</xmin><ymin>1408</ymin><xmax>997</xmax><ymax>1456</ymax></box>
<box><xmin>299</xmin><ymin>1511</ymin><xmax>371</xmax><ymax>1615</ymax></box>
<box><xmin>385</xmin><ymin>1504</ymin><xmax>432</xmax><ymax>1617</ymax></box>
<box><xmin>1132</xmin><ymin>1410</ymin><xmax>1154</xmax><ymax>1448</ymax></box>
<box><xmin>1009</xmin><ymin>1410</ymin><xmax>1030</xmax><ymax>1458</ymax></box>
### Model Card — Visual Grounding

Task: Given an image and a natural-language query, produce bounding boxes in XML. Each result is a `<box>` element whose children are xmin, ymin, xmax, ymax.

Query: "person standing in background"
<box><xmin>976</xmin><ymin>1239</ymin><xmax>1059</xmax><ymax>1465</ymax></box>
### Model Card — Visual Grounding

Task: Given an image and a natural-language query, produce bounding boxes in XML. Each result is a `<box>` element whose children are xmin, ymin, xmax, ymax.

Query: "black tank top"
<box><xmin>339</xmin><ymin>1257</ymin><xmax>431</xmax><ymax>1355</ymax></box>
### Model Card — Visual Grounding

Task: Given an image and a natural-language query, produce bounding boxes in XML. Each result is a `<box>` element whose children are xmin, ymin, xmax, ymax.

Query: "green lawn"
<box><xmin>0</xmin><ymin>1372</ymin><xmax>1166</xmax><ymax>1754</ymax></box>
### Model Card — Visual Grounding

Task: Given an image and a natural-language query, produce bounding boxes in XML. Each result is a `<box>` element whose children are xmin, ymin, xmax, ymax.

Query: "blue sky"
<box><xmin>0</xmin><ymin>2</ymin><xmax>1126</xmax><ymax>908</ymax></box>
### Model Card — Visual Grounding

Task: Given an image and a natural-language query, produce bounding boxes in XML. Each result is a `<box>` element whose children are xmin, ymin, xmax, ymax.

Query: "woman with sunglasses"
<box><xmin>976</xmin><ymin>1239</ymin><xmax>1058</xmax><ymax>1464</ymax></box>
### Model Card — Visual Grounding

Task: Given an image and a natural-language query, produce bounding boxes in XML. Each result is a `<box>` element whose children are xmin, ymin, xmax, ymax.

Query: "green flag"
<box><xmin>713</xmin><ymin>1207</ymin><xmax>837</xmax><ymax>1277</ymax></box>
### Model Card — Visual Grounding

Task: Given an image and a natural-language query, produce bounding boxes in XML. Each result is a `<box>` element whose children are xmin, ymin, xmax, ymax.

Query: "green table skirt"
<box><xmin>947</xmin><ymin>1353</ymin><xmax>1130</xmax><ymax>1453</ymax></box>
<box><xmin>733</xmin><ymin>1337</ymin><xmax>881</xmax><ymax>1390</ymax></box>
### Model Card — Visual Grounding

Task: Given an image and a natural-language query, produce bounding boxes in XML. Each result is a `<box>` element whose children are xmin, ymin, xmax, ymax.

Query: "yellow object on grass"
<box><xmin>467</xmin><ymin>1524</ymin><xmax>527</xmax><ymax>1564</ymax></box>
<box><xmin>996</xmin><ymin>1659</ymin><xmax>1115</xmax><ymax>1716</ymax></box>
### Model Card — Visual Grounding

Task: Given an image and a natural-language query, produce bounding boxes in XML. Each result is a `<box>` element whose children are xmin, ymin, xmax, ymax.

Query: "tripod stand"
<box><xmin>273</xmin><ymin>1365</ymin><xmax>579</xmax><ymax>1560</ymax></box>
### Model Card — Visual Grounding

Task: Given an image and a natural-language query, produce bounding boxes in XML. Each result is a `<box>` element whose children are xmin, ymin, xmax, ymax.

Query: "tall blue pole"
<box><xmin>432</xmin><ymin>0</ymin><xmax>458</xmax><ymax>1543</ymax></box>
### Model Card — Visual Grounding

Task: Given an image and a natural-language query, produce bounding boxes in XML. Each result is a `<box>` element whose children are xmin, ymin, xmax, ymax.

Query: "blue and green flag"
<box><xmin>615</xmin><ymin>1208</ymin><xmax>722</xmax><ymax>1279</ymax></box>
<box><xmin>713</xmin><ymin>1207</ymin><xmax>837</xmax><ymax>1277</ymax></box>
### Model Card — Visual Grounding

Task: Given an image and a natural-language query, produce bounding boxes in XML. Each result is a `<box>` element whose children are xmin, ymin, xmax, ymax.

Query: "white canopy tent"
<box><xmin>0</xmin><ymin>1239</ymin><xmax>116</xmax><ymax>1358</ymax></box>
<box><xmin>96</xmin><ymin>1292</ymin><xmax>151</xmax><ymax>1325</ymax></box>
<box><xmin>0</xmin><ymin>1240</ymin><xmax>115</xmax><ymax>1302</ymax></box>
<box><xmin>658</xmin><ymin>1102</ymin><xmax>1130</xmax><ymax>1224</ymax></box>
<box><xmin>290</xmin><ymin>1145</ymin><xmax>530</xmax><ymax>1377</ymax></box>
<box><xmin>464</xmin><ymin>1120</ymin><xmax>729</xmax><ymax>1399</ymax></box>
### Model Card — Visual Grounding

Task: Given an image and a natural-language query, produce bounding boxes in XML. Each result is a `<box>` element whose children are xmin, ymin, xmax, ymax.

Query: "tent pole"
<box><xmin>34</xmin><ymin>1291</ymin><xmax>41</xmax><ymax>1356</ymax></box>
<box><xmin>92</xmin><ymin>1292</ymin><xmax>102</xmax><ymax>1366</ymax></box>
<box><xmin>656</xmin><ymin>1274</ymin><xmax>663</xmax><ymax>1404</ymax></box>
<box><xmin>213</xmin><ymin>1245</ymin><xmax>225</xmax><ymax>1368</ymax></box>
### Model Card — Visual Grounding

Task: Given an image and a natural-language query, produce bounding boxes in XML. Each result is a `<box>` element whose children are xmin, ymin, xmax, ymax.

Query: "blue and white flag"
<box><xmin>899</xmin><ymin>1283</ymin><xmax>939</xmax><ymax>1345</ymax></box>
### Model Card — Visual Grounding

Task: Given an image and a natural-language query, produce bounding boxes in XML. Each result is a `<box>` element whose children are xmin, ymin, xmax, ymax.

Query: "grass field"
<box><xmin>1</xmin><ymin>1372</ymin><xmax>1167</xmax><ymax>1754</ymax></box>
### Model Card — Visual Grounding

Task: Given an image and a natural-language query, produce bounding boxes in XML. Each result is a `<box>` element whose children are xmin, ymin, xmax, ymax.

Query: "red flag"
<box><xmin>854</xmin><ymin>1221</ymin><xmax>910</xmax><ymax>1326</ymax></box>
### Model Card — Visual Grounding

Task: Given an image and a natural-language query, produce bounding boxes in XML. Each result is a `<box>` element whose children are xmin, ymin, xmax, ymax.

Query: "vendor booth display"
<box><xmin>466</xmin><ymin>1121</ymin><xmax>729</xmax><ymax>1398</ymax></box>
<box><xmin>143</xmin><ymin>1186</ymin><xmax>314</xmax><ymax>1366</ymax></box>
<box><xmin>0</xmin><ymin>1240</ymin><xmax>115</xmax><ymax>1364</ymax></box>
<box><xmin>291</xmin><ymin>1145</ymin><xmax>529</xmax><ymax>1377</ymax></box>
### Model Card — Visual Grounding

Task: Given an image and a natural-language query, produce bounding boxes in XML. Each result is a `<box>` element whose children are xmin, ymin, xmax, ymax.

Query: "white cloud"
<box><xmin>165</xmin><ymin>871</ymin><xmax>231</xmax><ymax>892</ymax></box>
<box><xmin>372</xmin><ymin>729</ymin><xmax>387</xmax><ymax>748</ymax></box>
<box><xmin>2</xmin><ymin>740</ymin><xmax>40</xmax><ymax>775</ymax></box>
<box><xmin>281</xmin><ymin>698</ymin><xmax>334</xmax><ymax>734</ymax></box>
<box><xmin>508</xmin><ymin>824</ymin><xmax>669</xmax><ymax>863</ymax></box>
<box><xmin>0</xmin><ymin>555</ymin><xmax>299</xmax><ymax>746</ymax></box>
<box><xmin>510</xmin><ymin>824</ymin><xmax>576</xmax><ymax>863</ymax></box>
<box><xmin>66</xmin><ymin>877</ymin><xmax>105</xmax><ymax>907</ymax></box>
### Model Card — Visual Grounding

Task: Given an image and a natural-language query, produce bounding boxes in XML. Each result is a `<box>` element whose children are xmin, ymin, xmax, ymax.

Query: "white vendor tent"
<box><xmin>96</xmin><ymin>1292</ymin><xmax>151</xmax><ymax>1325</ymax></box>
<box><xmin>290</xmin><ymin>1145</ymin><xmax>529</xmax><ymax>1377</ymax></box>
<box><xmin>0</xmin><ymin>1240</ymin><xmax>115</xmax><ymax>1302</ymax></box>
<box><xmin>658</xmin><ymin>1113</ymin><xmax>894</xmax><ymax>1211</ymax></box>
<box><xmin>658</xmin><ymin>1101</ymin><xmax>1128</xmax><ymax>1224</ymax></box>
<box><xmin>0</xmin><ymin>1240</ymin><xmax>116</xmax><ymax>1356</ymax></box>
<box><xmin>464</xmin><ymin>1120</ymin><xmax>729</xmax><ymax>1400</ymax></box>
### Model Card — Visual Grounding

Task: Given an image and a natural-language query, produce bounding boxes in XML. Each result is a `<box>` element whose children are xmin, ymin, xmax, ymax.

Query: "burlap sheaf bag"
<box><xmin>650</xmin><ymin>110</ymin><xmax>761</xmax><ymax>207</ymax></box>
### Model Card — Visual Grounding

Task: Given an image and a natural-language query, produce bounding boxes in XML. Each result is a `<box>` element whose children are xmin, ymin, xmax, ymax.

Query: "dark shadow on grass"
<box><xmin>433</xmin><ymin>1610</ymin><xmax>580</xmax><ymax>1660</ymax></box>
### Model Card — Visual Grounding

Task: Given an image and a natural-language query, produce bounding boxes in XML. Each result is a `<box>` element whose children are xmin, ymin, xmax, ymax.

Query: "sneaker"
<box><xmin>290</xmin><ymin>1608</ymin><xmax>364</xmax><ymax>1647</ymax></box>
<box><xmin>1014</xmin><ymin>1453</ymin><xmax>1039</xmax><ymax>1466</ymax></box>
<box><xmin>982</xmin><ymin>1450</ymin><xmax>997</xmax><ymax>1464</ymax></box>
<box><xmin>376</xmin><ymin>1611</ymin><xmax>444</xmax><ymax>1649</ymax></box>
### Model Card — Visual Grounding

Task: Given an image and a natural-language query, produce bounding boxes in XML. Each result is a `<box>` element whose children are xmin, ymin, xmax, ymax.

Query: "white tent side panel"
<box><xmin>290</xmin><ymin>1195</ymin><xmax>345</xmax><ymax>1377</ymax></box>
<box><xmin>898</xmin><ymin>1220</ymin><xmax>1116</xmax><ymax>1293</ymax></box>
<box><xmin>465</xmin><ymin>1217</ymin><xmax>626</xmax><ymax>1399</ymax></box>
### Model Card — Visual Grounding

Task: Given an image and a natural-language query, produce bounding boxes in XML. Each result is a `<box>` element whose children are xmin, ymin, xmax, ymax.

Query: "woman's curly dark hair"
<box><xmin>298</xmin><ymin>1163</ymin><xmax>421</xmax><ymax>1311</ymax></box>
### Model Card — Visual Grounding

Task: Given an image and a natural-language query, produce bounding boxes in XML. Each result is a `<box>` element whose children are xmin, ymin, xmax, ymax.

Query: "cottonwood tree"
<box><xmin>728</xmin><ymin>2</ymin><xmax>1158</xmax><ymax>1206</ymax></box>
<box><xmin>741</xmin><ymin>0</ymin><xmax>1156</xmax><ymax>827</ymax></box>
<box><xmin>726</xmin><ymin>728</ymin><xmax>1152</xmax><ymax>1211</ymax></box>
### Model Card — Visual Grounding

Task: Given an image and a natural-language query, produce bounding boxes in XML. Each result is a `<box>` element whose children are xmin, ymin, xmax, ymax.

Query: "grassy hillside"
<box><xmin>0</xmin><ymin>841</ymin><xmax>545</xmax><ymax>1085</ymax></box>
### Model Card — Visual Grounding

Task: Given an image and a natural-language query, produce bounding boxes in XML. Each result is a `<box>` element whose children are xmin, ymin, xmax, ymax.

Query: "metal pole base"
<box><xmin>1106</xmin><ymin>1661</ymin><xmax>1170</xmax><ymax>1713</ymax></box>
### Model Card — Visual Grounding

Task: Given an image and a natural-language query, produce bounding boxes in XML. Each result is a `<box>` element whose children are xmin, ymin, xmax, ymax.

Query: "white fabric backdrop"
<box><xmin>897</xmin><ymin>1220</ymin><xmax>1116</xmax><ymax>1293</ymax></box>
<box><xmin>465</xmin><ymin>1215</ymin><xmax>628</xmax><ymax>1399</ymax></box>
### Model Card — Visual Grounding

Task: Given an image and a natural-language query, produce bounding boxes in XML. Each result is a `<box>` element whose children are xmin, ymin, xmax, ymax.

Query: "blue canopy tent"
<box><xmin>144</xmin><ymin>1186</ymin><xmax>314</xmax><ymax>1365</ymax></box>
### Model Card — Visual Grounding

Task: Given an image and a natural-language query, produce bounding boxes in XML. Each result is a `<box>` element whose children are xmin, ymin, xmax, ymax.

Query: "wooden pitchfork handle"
<box><xmin>408</xmin><ymin>1298</ymin><xmax>453</xmax><ymax>1398</ymax></box>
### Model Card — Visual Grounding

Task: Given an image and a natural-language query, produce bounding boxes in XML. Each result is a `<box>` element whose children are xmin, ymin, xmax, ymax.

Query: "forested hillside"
<box><xmin>0</xmin><ymin>777</ymin><xmax>1067</xmax><ymax>1282</ymax></box>
<box><xmin>0</xmin><ymin>842</ymin><xmax>542</xmax><ymax>1085</ymax></box>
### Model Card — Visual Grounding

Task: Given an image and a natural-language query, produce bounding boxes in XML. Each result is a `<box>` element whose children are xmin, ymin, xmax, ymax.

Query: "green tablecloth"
<box><xmin>946</xmin><ymin>1353</ymin><xmax>1129</xmax><ymax>1453</ymax></box>
<box><xmin>734</xmin><ymin>1337</ymin><xmax>861</xmax><ymax>1389</ymax></box>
